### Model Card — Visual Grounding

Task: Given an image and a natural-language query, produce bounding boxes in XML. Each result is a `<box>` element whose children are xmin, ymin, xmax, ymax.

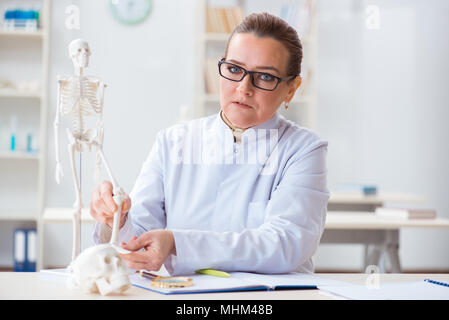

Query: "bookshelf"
<box><xmin>0</xmin><ymin>29</ymin><xmax>45</xmax><ymax>38</ymax></box>
<box><xmin>0</xmin><ymin>0</ymin><xmax>50</xmax><ymax>270</ymax></box>
<box><xmin>194</xmin><ymin>0</ymin><xmax>318</xmax><ymax>129</ymax></box>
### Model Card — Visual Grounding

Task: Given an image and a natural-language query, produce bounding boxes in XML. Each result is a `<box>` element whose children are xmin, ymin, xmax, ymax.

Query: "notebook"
<box><xmin>375</xmin><ymin>207</ymin><xmax>436</xmax><ymax>219</ymax></box>
<box><xmin>130</xmin><ymin>271</ymin><xmax>348</xmax><ymax>295</ymax></box>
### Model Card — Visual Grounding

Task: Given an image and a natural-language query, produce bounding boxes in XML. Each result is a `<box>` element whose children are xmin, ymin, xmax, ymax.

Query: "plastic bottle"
<box><xmin>10</xmin><ymin>115</ymin><xmax>17</xmax><ymax>152</ymax></box>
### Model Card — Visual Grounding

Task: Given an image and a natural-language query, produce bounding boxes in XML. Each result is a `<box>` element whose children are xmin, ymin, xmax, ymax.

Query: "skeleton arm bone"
<box><xmin>95</xmin><ymin>146</ymin><xmax>126</xmax><ymax>246</ymax></box>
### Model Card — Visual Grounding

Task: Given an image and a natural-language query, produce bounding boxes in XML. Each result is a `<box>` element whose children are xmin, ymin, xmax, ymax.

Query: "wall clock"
<box><xmin>109</xmin><ymin>0</ymin><xmax>152</xmax><ymax>25</ymax></box>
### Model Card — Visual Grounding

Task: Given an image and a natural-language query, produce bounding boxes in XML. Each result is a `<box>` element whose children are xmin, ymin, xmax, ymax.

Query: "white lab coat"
<box><xmin>93</xmin><ymin>111</ymin><xmax>329</xmax><ymax>275</ymax></box>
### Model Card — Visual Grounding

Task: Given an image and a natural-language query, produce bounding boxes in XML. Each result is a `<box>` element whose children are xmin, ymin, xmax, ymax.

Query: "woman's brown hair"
<box><xmin>224</xmin><ymin>12</ymin><xmax>303</xmax><ymax>78</ymax></box>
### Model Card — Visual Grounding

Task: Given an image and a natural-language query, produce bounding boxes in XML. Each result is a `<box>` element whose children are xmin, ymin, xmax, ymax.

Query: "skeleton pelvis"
<box><xmin>66</xmin><ymin>128</ymin><xmax>99</xmax><ymax>152</ymax></box>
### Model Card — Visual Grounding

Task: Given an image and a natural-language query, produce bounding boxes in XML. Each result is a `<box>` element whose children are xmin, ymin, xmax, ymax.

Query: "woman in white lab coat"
<box><xmin>90</xmin><ymin>12</ymin><xmax>329</xmax><ymax>275</ymax></box>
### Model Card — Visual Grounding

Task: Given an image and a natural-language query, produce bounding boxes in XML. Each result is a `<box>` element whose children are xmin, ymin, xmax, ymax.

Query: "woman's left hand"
<box><xmin>120</xmin><ymin>230</ymin><xmax>176</xmax><ymax>271</ymax></box>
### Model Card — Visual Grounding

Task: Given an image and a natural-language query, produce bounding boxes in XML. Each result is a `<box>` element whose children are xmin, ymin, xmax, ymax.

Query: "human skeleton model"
<box><xmin>54</xmin><ymin>39</ymin><xmax>130</xmax><ymax>295</ymax></box>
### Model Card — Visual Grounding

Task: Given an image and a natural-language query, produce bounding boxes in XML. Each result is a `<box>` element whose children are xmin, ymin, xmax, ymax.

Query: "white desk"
<box><xmin>1</xmin><ymin>272</ymin><xmax>448</xmax><ymax>300</ymax></box>
<box><xmin>42</xmin><ymin>207</ymin><xmax>94</xmax><ymax>223</ymax></box>
<box><xmin>322</xmin><ymin>212</ymin><xmax>449</xmax><ymax>273</ymax></box>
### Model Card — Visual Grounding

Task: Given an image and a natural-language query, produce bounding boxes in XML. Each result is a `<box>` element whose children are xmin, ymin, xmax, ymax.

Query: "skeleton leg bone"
<box><xmin>67</xmin><ymin>129</ymin><xmax>82</xmax><ymax>262</ymax></box>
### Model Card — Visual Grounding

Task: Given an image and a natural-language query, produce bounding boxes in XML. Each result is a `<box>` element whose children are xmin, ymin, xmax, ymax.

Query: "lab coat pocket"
<box><xmin>247</xmin><ymin>201</ymin><xmax>268</xmax><ymax>228</ymax></box>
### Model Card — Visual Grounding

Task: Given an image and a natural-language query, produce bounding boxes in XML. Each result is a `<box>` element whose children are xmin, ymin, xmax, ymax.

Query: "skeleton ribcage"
<box><xmin>60</xmin><ymin>77</ymin><xmax>103</xmax><ymax>139</ymax></box>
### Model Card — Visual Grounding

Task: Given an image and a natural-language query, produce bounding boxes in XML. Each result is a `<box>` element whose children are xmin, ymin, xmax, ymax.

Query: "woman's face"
<box><xmin>220</xmin><ymin>33</ymin><xmax>301</xmax><ymax>129</ymax></box>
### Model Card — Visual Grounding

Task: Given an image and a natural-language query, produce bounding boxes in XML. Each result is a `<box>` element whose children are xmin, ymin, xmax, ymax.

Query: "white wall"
<box><xmin>313</xmin><ymin>0</ymin><xmax>449</xmax><ymax>271</ymax></box>
<box><xmin>42</xmin><ymin>0</ymin><xmax>449</xmax><ymax>270</ymax></box>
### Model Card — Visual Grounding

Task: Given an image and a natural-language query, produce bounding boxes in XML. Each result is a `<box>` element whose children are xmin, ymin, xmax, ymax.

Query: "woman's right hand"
<box><xmin>90</xmin><ymin>180</ymin><xmax>131</xmax><ymax>229</ymax></box>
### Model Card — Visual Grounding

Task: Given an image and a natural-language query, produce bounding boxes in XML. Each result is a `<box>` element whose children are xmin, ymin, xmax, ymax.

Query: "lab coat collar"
<box><xmin>215</xmin><ymin>110</ymin><xmax>282</xmax><ymax>145</ymax></box>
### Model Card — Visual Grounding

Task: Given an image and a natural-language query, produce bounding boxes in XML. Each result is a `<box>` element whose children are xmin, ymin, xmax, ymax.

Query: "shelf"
<box><xmin>203</xmin><ymin>32</ymin><xmax>231</xmax><ymax>42</ymax></box>
<box><xmin>42</xmin><ymin>207</ymin><xmax>95</xmax><ymax>223</ymax></box>
<box><xmin>0</xmin><ymin>151</ymin><xmax>40</xmax><ymax>160</ymax></box>
<box><xmin>0</xmin><ymin>90</ymin><xmax>41</xmax><ymax>99</ymax></box>
<box><xmin>0</xmin><ymin>0</ymin><xmax>51</xmax><ymax>273</ymax></box>
<box><xmin>0</xmin><ymin>211</ymin><xmax>38</xmax><ymax>221</ymax></box>
<box><xmin>329</xmin><ymin>192</ymin><xmax>427</xmax><ymax>205</ymax></box>
<box><xmin>0</xmin><ymin>29</ymin><xmax>45</xmax><ymax>39</ymax></box>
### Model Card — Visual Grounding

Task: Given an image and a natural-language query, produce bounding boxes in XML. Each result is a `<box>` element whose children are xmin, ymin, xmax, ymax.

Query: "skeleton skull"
<box><xmin>68</xmin><ymin>244</ymin><xmax>131</xmax><ymax>295</ymax></box>
<box><xmin>69</xmin><ymin>38</ymin><xmax>91</xmax><ymax>69</ymax></box>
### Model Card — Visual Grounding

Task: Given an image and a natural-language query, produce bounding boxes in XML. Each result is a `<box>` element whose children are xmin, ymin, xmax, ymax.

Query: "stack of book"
<box><xmin>375</xmin><ymin>207</ymin><xmax>437</xmax><ymax>220</ymax></box>
<box><xmin>3</xmin><ymin>8</ymin><xmax>40</xmax><ymax>32</ymax></box>
<box><xmin>280</xmin><ymin>0</ymin><xmax>315</xmax><ymax>38</ymax></box>
<box><xmin>13</xmin><ymin>229</ymin><xmax>37</xmax><ymax>272</ymax></box>
<box><xmin>204</xmin><ymin>57</ymin><xmax>220</xmax><ymax>94</ymax></box>
<box><xmin>206</xmin><ymin>6</ymin><xmax>244</xmax><ymax>34</ymax></box>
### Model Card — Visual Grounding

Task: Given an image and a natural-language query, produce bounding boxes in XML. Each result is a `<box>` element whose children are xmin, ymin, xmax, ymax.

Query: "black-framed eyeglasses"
<box><xmin>218</xmin><ymin>58</ymin><xmax>297</xmax><ymax>91</ymax></box>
